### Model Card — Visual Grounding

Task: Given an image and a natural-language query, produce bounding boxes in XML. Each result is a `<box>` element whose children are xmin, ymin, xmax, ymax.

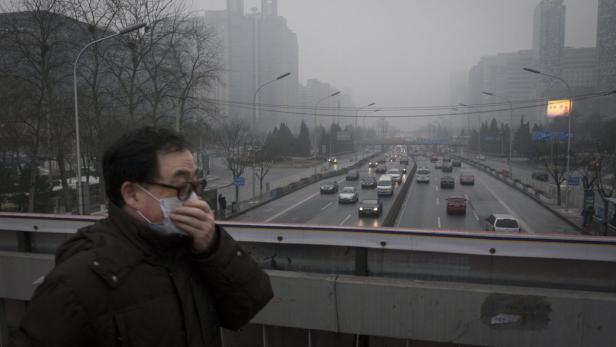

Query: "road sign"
<box><xmin>567</xmin><ymin>176</ymin><xmax>580</xmax><ymax>186</ymax></box>
<box><xmin>234</xmin><ymin>176</ymin><xmax>245</xmax><ymax>187</ymax></box>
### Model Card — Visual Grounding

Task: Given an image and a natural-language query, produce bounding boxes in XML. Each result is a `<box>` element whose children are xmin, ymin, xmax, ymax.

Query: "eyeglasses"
<box><xmin>143</xmin><ymin>178</ymin><xmax>207</xmax><ymax>201</ymax></box>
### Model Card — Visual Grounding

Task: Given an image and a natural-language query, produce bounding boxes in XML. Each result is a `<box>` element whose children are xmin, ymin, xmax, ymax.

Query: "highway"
<box><xmin>209</xmin><ymin>151</ymin><xmax>374</xmax><ymax>203</ymax></box>
<box><xmin>232</xmin><ymin>158</ymin><xmax>409</xmax><ymax>227</ymax></box>
<box><xmin>396</xmin><ymin>156</ymin><xmax>580</xmax><ymax>235</ymax></box>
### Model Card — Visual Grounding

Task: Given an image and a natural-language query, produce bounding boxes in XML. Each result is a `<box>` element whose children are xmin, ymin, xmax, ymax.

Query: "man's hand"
<box><xmin>170</xmin><ymin>199</ymin><xmax>218</xmax><ymax>253</ymax></box>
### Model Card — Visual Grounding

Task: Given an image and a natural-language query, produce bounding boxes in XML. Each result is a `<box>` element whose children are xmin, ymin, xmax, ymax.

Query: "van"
<box><xmin>377</xmin><ymin>174</ymin><xmax>394</xmax><ymax>196</ymax></box>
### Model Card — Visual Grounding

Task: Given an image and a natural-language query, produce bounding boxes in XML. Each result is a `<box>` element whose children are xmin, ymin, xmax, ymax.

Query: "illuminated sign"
<box><xmin>546</xmin><ymin>99</ymin><xmax>572</xmax><ymax>118</ymax></box>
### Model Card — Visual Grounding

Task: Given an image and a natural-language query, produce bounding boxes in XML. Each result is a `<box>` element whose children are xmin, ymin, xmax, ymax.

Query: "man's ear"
<box><xmin>121</xmin><ymin>182</ymin><xmax>140</xmax><ymax>209</ymax></box>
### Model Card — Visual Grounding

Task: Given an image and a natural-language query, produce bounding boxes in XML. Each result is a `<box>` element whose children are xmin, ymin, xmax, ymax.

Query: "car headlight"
<box><xmin>359</xmin><ymin>207</ymin><xmax>364</xmax><ymax>211</ymax></box>
<box><xmin>373</xmin><ymin>208</ymin><xmax>378</xmax><ymax>211</ymax></box>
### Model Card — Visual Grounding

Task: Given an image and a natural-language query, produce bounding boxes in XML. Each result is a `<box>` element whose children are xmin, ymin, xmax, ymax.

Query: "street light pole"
<box><xmin>313</xmin><ymin>91</ymin><xmax>340</xmax><ymax>158</ymax></box>
<box><xmin>482</xmin><ymin>91</ymin><xmax>514</xmax><ymax>175</ymax></box>
<box><xmin>251</xmin><ymin>72</ymin><xmax>291</xmax><ymax>199</ymax></box>
<box><xmin>523</xmin><ymin>67</ymin><xmax>573</xmax><ymax>209</ymax></box>
<box><xmin>355</xmin><ymin>102</ymin><xmax>375</xmax><ymax>160</ymax></box>
<box><xmin>459</xmin><ymin>103</ymin><xmax>482</xmax><ymax>158</ymax></box>
<box><xmin>73</xmin><ymin>23</ymin><xmax>146</xmax><ymax>215</ymax></box>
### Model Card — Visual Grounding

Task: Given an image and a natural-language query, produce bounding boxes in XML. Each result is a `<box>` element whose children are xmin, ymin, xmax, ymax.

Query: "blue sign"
<box><xmin>233</xmin><ymin>176</ymin><xmax>245</xmax><ymax>187</ymax></box>
<box><xmin>532</xmin><ymin>131</ymin><xmax>550</xmax><ymax>141</ymax></box>
<box><xmin>567</xmin><ymin>176</ymin><xmax>580</xmax><ymax>186</ymax></box>
<box><xmin>532</xmin><ymin>131</ymin><xmax>572</xmax><ymax>141</ymax></box>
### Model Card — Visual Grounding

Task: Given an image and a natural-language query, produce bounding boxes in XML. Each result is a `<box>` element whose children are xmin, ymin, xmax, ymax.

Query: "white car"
<box><xmin>338</xmin><ymin>186</ymin><xmax>359</xmax><ymax>203</ymax></box>
<box><xmin>377</xmin><ymin>174</ymin><xmax>394</xmax><ymax>196</ymax></box>
<box><xmin>416</xmin><ymin>167</ymin><xmax>430</xmax><ymax>183</ymax></box>
<box><xmin>485</xmin><ymin>214</ymin><xmax>521</xmax><ymax>233</ymax></box>
<box><xmin>387</xmin><ymin>168</ymin><xmax>401</xmax><ymax>182</ymax></box>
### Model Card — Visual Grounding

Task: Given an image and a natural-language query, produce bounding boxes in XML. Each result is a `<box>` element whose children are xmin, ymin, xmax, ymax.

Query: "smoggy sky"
<box><xmin>193</xmin><ymin>0</ymin><xmax>596</xmax><ymax>113</ymax></box>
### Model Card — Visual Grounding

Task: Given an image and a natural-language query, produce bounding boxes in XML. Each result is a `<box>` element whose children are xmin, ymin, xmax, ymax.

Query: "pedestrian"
<box><xmin>218</xmin><ymin>193</ymin><xmax>227</xmax><ymax>216</ymax></box>
<box><xmin>14</xmin><ymin>127</ymin><xmax>273</xmax><ymax>346</ymax></box>
<box><xmin>581</xmin><ymin>207</ymin><xmax>589</xmax><ymax>226</ymax></box>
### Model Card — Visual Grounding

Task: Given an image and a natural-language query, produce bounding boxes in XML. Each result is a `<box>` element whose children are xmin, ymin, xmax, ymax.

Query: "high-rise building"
<box><xmin>596</xmin><ymin>0</ymin><xmax>616</xmax><ymax>117</ymax></box>
<box><xmin>532</xmin><ymin>0</ymin><xmax>566</xmax><ymax>78</ymax></box>
<box><xmin>205</xmin><ymin>0</ymin><xmax>299</xmax><ymax>131</ymax></box>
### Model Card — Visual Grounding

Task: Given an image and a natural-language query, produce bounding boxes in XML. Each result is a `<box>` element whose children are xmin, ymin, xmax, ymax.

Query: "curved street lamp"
<box><xmin>482</xmin><ymin>91</ymin><xmax>514</xmax><ymax>175</ymax></box>
<box><xmin>523</xmin><ymin>67</ymin><xmax>573</xmax><ymax>209</ymax></box>
<box><xmin>313</xmin><ymin>91</ymin><xmax>341</xmax><ymax>157</ymax></box>
<box><xmin>73</xmin><ymin>22</ymin><xmax>146</xmax><ymax>215</ymax></box>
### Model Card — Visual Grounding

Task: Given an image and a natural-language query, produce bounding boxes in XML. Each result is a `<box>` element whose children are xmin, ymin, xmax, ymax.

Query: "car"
<box><xmin>358</xmin><ymin>199</ymin><xmax>383</xmax><ymax>217</ymax></box>
<box><xmin>499</xmin><ymin>169</ymin><xmax>511</xmax><ymax>178</ymax></box>
<box><xmin>368</xmin><ymin>161</ymin><xmax>378</xmax><ymax>168</ymax></box>
<box><xmin>442</xmin><ymin>163</ymin><xmax>453</xmax><ymax>173</ymax></box>
<box><xmin>452</xmin><ymin>159</ymin><xmax>462</xmax><ymax>167</ymax></box>
<box><xmin>401</xmin><ymin>167</ymin><xmax>407</xmax><ymax>175</ymax></box>
<box><xmin>440</xmin><ymin>176</ymin><xmax>455</xmax><ymax>189</ymax></box>
<box><xmin>320</xmin><ymin>181</ymin><xmax>339</xmax><ymax>194</ymax></box>
<box><xmin>532</xmin><ymin>171</ymin><xmax>549</xmax><ymax>181</ymax></box>
<box><xmin>430</xmin><ymin>155</ymin><xmax>438</xmax><ymax>163</ymax></box>
<box><xmin>328</xmin><ymin>157</ymin><xmax>337</xmax><ymax>164</ymax></box>
<box><xmin>485</xmin><ymin>214</ymin><xmax>521</xmax><ymax>232</ymax></box>
<box><xmin>338</xmin><ymin>186</ymin><xmax>359</xmax><ymax>203</ymax></box>
<box><xmin>459</xmin><ymin>173</ymin><xmax>475</xmax><ymax>185</ymax></box>
<box><xmin>377</xmin><ymin>159</ymin><xmax>387</xmax><ymax>164</ymax></box>
<box><xmin>387</xmin><ymin>168</ymin><xmax>401</xmax><ymax>182</ymax></box>
<box><xmin>377</xmin><ymin>174</ymin><xmax>394</xmax><ymax>196</ymax></box>
<box><xmin>446</xmin><ymin>196</ymin><xmax>467</xmax><ymax>214</ymax></box>
<box><xmin>376</xmin><ymin>164</ymin><xmax>387</xmax><ymax>173</ymax></box>
<box><xmin>400</xmin><ymin>158</ymin><xmax>409</xmax><ymax>165</ymax></box>
<box><xmin>416</xmin><ymin>167</ymin><xmax>430</xmax><ymax>183</ymax></box>
<box><xmin>361</xmin><ymin>176</ymin><xmax>377</xmax><ymax>189</ymax></box>
<box><xmin>478</xmin><ymin>155</ymin><xmax>486</xmax><ymax>161</ymax></box>
<box><xmin>435</xmin><ymin>160</ymin><xmax>443</xmax><ymax>169</ymax></box>
<box><xmin>346</xmin><ymin>170</ymin><xmax>359</xmax><ymax>181</ymax></box>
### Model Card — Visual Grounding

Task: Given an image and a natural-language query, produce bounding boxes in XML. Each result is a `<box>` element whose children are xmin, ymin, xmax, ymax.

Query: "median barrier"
<box><xmin>382</xmin><ymin>158</ymin><xmax>417</xmax><ymax>227</ymax></box>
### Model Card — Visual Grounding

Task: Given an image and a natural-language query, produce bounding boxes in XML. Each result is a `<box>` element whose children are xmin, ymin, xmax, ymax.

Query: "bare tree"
<box><xmin>215</xmin><ymin>119</ymin><xmax>252</xmax><ymax>202</ymax></box>
<box><xmin>0</xmin><ymin>0</ymin><xmax>80</xmax><ymax>212</ymax></box>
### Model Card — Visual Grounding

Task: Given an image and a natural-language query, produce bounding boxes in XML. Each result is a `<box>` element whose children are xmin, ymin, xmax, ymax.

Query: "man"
<box><xmin>14</xmin><ymin>127</ymin><xmax>273</xmax><ymax>346</ymax></box>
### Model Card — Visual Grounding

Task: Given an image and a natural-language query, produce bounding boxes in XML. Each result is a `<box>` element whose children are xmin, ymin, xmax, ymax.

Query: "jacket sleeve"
<box><xmin>13</xmin><ymin>277</ymin><xmax>95</xmax><ymax>347</ymax></box>
<box><xmin>190</xmin><ymin>226</ymin><xmax>273</xmax><ymax>330</ymax></box>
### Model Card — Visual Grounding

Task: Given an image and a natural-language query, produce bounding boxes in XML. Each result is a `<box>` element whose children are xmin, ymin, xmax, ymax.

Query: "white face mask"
<box><xmin>136</xmin><ymin>184</ymin><xmax>198</xmax><ymax>235</ymax></box>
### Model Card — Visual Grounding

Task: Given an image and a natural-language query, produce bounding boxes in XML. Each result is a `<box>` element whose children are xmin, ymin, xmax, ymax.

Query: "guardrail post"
<box><xmin>0</xmin><ymin>299</ymin><xmax>8</xmax><ymax>347</ymax></box>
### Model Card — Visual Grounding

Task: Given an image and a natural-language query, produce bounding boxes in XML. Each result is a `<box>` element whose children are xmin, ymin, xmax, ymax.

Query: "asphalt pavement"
<box><xmin>396</xmin><ymin>156</ymin><xmax>580</xmax><ymax>235</ymax></box>
<box><xmin>232</xmin><ymin>158</ymin><xmax>409</xmax><ymax>227</ymax></box>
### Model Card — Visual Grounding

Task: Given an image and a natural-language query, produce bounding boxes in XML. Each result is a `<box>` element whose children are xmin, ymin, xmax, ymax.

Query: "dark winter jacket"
<box><xmin>14</xmin><ymin>203</ymin><xmax>273</xmax><ymax>347</ymax></box>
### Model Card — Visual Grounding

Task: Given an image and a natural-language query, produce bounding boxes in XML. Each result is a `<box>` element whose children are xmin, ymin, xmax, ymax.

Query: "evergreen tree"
<box><xmin>296</xmin><ymin>121</ymin><xmax>311</xmax><ymax>156</ymax></box>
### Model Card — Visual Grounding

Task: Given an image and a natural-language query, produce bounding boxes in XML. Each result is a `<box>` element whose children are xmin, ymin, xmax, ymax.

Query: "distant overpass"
<box><xmin>357</xmin><ymin>138</ymin><xmax>467</xmax><ymax>146</ymax></box>
<box><xmin>2</xmin><ymin>213</ymin><xmax>616</xmax><ymax>346</ymax></box>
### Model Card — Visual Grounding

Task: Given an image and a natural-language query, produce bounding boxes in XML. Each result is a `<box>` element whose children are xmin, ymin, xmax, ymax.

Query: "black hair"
<box><xmin>103</xmin><ymin>127</ymin><xmax>191</xmax><ymax>207</ymax></box>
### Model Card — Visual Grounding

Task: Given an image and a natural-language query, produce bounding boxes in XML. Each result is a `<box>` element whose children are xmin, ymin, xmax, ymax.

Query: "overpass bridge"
<box><xmin>1</xmin><ymin>213</ymin><xmax>616</xmax><ymax>346</ymax></box>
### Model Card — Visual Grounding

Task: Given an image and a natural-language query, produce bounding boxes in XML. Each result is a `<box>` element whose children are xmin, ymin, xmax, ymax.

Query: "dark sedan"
<box><xmin>440</xmin><ymin>176</ymin><xmax>455</xmax><ymax>189</ymax></box>
<box><xmin>320</xmin><ymin>181</ymin><xmax>339</xmax><ymax>194</ymax></box>
<box><xmin>446</xmin><ymin>196</ymin><xmax>466</xmax><ymax>215</ymax></box>
<box><xmin>346</xmin><ymin>170</ymin><xmax>359</xmax><ymax>181</ymax></box>
<box><xmin>532</xmin><ymin>172</ymin><xmax>549</xmax><ymax>181</ymax></box>
<box><xmin>358</xmin><ymin>199</ymin><xmax>383</xmax><ymax>217</ymax></box>
<box><xmin>376</xmin><ymin>165</ymin><xmax>387</xmax><ymax>173</ymax></box>
<box><xmin>452</xmin><ymin>160</ymin><xmax>462</xmax><ymax>167</ymax></box>
<box><xmin>361</xmin><ymin>176</ymin><xmax>377</xmax><ymax>189</ymax></box>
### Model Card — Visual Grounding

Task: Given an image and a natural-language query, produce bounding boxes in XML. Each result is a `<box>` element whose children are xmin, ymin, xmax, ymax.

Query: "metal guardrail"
<box><xmin>3</xmin><ymin>214</ymin><xmax>616</xmax><ymax>346</ymax></box>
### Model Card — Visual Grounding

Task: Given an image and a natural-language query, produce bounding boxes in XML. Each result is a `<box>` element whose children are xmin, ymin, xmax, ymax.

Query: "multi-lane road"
<box><xmin>396</xmin><ymin>156</ymin><xmax>579</xmax><ymax>234</ymax></box>
<box><xmin>233</xmin><ymin>159</ymin><xmax>407</xmax><ymax>227</ymax></box>
<box><xmin>232</xmin><ymin>153</ymin><xmax>580</xmax><ymax>235</ymax></box>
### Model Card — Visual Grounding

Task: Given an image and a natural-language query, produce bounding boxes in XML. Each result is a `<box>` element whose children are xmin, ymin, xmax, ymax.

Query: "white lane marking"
<box><xmin>321</xmin><ymin>202</ymin><xmax>333</xmax><ymax>211</ymax></box>
<box><xmin>437</xmin><ymin>216</ymin><xmax>442</xmax><ymax>228</ymax></box>
<box><xmin>436</xmin><ymin>185</ymin><xmax>439</xmax><ymax>192</ymax></box>
<box><xmin>436</xmin><ymin>197</ymin><xmax>439</xmax><ymax>206</ymax></box>
<box><xmin>464</xmin><ymin>194</ymin><xmax>469</xmax><ymax>201</ymax></box>
<box><xmin>265</xmin><ymin>191</ymin><xmax>320</xmax><ymax>222</ymax></box>
<box><xmin>340</xmin><ymin>214</ymin><xmax>352</xmax><ymax>225</ymax></box>
<box><xmin>473</xmin><ymin>210</ymin><xmax>479</xmax><ymax>221</ymax></box>
<box><xmin>479</xmin><ymin>175</ymin><xmax>534</xmax><ymax>234</ymax></box>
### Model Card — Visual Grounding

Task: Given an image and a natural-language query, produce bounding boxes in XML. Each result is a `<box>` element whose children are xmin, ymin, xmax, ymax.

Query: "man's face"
<box><xmin>136</xmin><ymin>149</ymin><xmax>197</xmax><ymax>223</ymax></box>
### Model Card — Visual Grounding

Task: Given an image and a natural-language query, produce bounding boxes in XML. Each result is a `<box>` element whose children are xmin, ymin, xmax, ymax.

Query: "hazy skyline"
<box><xmin>193</xmin><ymin>0</ymin><xmax>597</xmax><ymax>112</ymax></box>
